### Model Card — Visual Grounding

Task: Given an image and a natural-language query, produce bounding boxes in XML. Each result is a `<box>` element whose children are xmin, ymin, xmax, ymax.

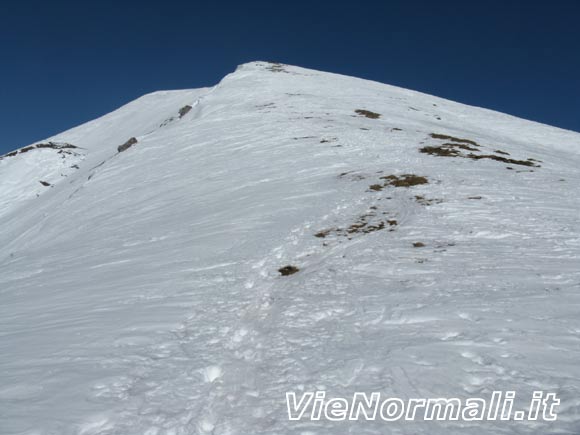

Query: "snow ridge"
<box><xmin>0</xmin><ymin>62</ymin><xmax>579</xmax><ymax>435</ymax></box>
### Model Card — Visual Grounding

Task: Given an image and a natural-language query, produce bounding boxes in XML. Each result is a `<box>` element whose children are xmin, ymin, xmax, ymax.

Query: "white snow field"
<box><xmin>1</xmin><ymin>62</ymin><xmax>579</xmax><ymax>435</ymax></box>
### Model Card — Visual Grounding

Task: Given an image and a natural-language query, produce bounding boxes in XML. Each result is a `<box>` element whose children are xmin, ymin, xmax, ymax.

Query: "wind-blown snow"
<box><xmin>0</xmin><ymin>62</ymin><xmax>579</xmax><ymax>435</ymax></box>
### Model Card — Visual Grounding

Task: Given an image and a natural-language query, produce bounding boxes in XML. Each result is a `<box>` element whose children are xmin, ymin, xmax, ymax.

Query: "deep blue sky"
<box><xmin>1</xmin><ymin>0</ymin><xmax>579</xmax><ymax>154</ymax></box>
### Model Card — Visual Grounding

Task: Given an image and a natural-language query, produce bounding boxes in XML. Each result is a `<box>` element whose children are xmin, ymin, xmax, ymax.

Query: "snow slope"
<box><xmin>0</xmin><ymin>61</ymin><xmax>579</xmax><ymax>435</ymax></box>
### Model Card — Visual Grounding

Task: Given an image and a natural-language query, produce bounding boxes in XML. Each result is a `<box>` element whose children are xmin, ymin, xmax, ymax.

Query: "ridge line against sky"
<box><xmin>1</xmin><ymin>0</ymin><xmax>579</xmax><ymax>154</ymax></box>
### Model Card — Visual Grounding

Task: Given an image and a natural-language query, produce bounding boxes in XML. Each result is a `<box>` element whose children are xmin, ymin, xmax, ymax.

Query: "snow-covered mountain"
<box><xmin>1</xmin><ymin>62</ymin><xmax>579</xmax><ymax>435</ymax></box>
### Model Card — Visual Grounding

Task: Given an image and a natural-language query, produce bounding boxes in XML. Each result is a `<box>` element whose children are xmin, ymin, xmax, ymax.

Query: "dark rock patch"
<box><xmin>314</xmin><ymin>229</ymin><xmax>334</xmax><ymax>238</ymax></box>
<box><xmin>315</xmin><ymin>207</ymin><xmax>399</xmax><ymax>241</ymax></box>
<box><xmin>347</xmin><ymin>221</ymin><xmax>386</xmax><ymax>234</ymax></box>
<box><xmin>118</xmin><ymin>137</ymin><xmax>138</xmax><ymax>153</ymax></box>
<box><xmin>266</xmin><ymin>62</ymin><xmax>288</xmax><ymax>73</ymax></box>
<box><xmin>369</xmin><ymin>174</ymin><xmax>428</xmax><ymax>192</ymax></box>
<box><xmin>420</xmin><ymin>145</ymin><xmax>461</xmax><ymax>157</ymax></box>
<box><xmin>415</xmin><ymin>195</ymin><xmax>443</xmax><ymax>206</ymax></box>
<box><xmin>442</xmin><ymin>142</ymin><xmax>479</xmax><ymax>152</ymax></box>
<box><xmin>35</xmin><ymin>142</ymin><xmax>78</xmax><ymax>150</ymax></box>
<box><xmin>1</xmin><ymin>142</ymin><xmax>79</xmax><ymax>160</ymax></box>
<box><xmin>355</xmin><ymin>109</ymin><xmax>381</xmax><ymax>119</ymax></box>
<box><xmin>429</xmin><ymin>133</ymin><xmax>479</xmax><ymax>147</ymax></box>
<box><xmin>279</xmin><ymin>265</ymin><xmax>299</xmax><ymax>276</ymax></box>
<box><xmin>380</xmin><ymin>174</ymin><xmax>429</xmax><ymax>188</ymax></box>
<box><xmin>420</xmin><ymin>144</ymin><xmax>539</xmax><ymax>168</ymax></box>
<box><xmin>467</xmin><ymin>153</ymin><xmax>537</xmax><ymax>167</ymax></box>
<box><xmin>178</xmin><ymin>105</ymin><xmax>192</xmax><ymax>118</ymax></box>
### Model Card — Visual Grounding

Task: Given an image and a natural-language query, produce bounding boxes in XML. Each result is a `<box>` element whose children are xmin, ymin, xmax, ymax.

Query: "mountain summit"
<box><xmin>1</xmin><ymin>62</ymin><xmax>579</xmax><ymax>435</ymax></box>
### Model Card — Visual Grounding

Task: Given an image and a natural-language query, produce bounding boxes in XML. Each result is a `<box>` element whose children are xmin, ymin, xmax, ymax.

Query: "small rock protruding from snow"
<box><xmin>178</xmin><ymin>105</ymin><xmax>192</xmax><ymax>118</ymax></box>
<box><xmin>355</xmin><ymin>109</ymin><xmax>381</xmax><ymax>119</ymax></box>
<box><xmin>278</xmin><ymin>265</ymin><xmax>299</xmax><ymax>276</ymax></box>
<box><xmin>117</xmin><ymin>137</ymin><xmax>138</xmax><ymax>153</ymax></box>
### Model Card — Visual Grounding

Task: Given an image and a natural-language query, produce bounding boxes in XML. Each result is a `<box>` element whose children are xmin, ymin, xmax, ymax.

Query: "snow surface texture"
<box><xmin>1</xmin><ymin>62</ymin><xmax>579</xmax><ymax>435</ymax></box>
